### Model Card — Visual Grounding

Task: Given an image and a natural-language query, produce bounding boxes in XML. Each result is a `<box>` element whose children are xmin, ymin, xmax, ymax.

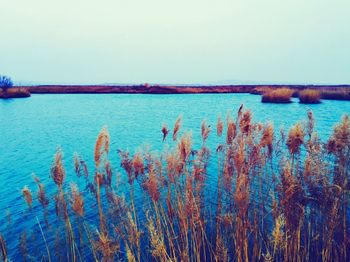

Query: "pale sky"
<box><xmin>0</xmin><ymin>0</ymin><xmax>349</xmax><ymax>85</ymax></box>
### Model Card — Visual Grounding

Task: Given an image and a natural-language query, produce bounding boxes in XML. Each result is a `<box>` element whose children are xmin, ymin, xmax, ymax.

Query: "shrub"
<box><xmin>261</xmin><ymin>88</ymin><xmax>294</xmax><ymax>103</ymax></box>
<box><xmin>0</xmin><ymin>75</ymin><xmax>13</xmax><ymax>92</ymax></box>
<box><xmin>298</xmin><ymin>89</ymin><xmax>321</xmax><ymax>103</ymax></box>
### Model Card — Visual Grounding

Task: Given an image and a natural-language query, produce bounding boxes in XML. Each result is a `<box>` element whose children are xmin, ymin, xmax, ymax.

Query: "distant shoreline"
<box><xmin>19</xmin><ymin>84</ymin><xmax>350</xmax><ymax>94</ymax></box>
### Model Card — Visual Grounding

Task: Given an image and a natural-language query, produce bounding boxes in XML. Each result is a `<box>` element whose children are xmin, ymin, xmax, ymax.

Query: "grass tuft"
<box><xmin>298</xmin><ymin>89</ymin><xmax>321</xmax><ymax>103</ymax></box>
<box><xmin>261</xmin><ymin>88</ymin><xmax>294</xmax><ymax>103</ymax></box>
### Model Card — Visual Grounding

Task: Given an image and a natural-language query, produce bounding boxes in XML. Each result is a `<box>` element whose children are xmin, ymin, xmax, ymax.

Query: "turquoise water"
<box><xmin>0</xmin><ymin>93</ymin><xmax>349</xmax><ymax>258</ymax></box>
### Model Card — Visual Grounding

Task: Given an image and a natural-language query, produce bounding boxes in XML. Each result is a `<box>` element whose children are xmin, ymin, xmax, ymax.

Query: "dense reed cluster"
<box><xmin>253</xmin><ymin>87</ymin><xmax>350</xmax><ymax>102</ymax></box>
<box><xmin>298</xmin><ymin>89</ymin><xmax>321</xmax><ymax>104</ymax></box>
<box><xmin>261</xmin><ymin>88</ymin><xmax>294</xmax><ymax>103</ymax></box>
<box><xmin>1</xmin><ymin>107</ymin><xmax>349</xmax><ymax>261</ymax></box>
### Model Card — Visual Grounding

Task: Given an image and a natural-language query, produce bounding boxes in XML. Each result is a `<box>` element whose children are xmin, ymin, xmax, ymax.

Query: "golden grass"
<box><xmin>1</xmin><ymin>107</ymin><xmax>349</xmax><ymax>261</ymax></box>
<box><xmin>261</xmin><ymin>88</ymin><xmax>294</xmax><ymax>103</ymax></box>
<box><xmin>298</xmin><ymin>89</ymin><xmax>321</xmax><ymax>103</ymax></box>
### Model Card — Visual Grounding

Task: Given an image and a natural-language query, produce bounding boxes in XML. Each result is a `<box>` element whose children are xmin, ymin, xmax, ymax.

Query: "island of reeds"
<box><xmin>0</xmin><ymin>107</ymin><xmax>349</xmax><ymax>262</ymax></box>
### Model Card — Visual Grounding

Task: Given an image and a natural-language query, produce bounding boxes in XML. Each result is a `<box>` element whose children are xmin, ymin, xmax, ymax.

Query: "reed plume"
<box><xmin>286</xmin><ymin>123</ymin><xmax>304</xmax><ymax>155</ymax></box>
<box><xmin>161</xmin><ymin>124</ymin><xmax>169</xmax><ymax>142</ymax></box>
<box><xmin>144</xmin><ymin>165</ymin><xmax>160</xmax><ymax>202</ymax></box>
<box><xmin>74</xmin><ymin>153</ymin><xmax>89</xmax><ymax>178</ymax></box>
<box><xmin>119</xmin><ymin>150</ymin><xmax>134</xmax><ymax>184</ymax></box>
<box><xmin>217</xmin><ymin>116</ymin><xmax>223</xmax><ymax>137</ymax></box>
<box><xmin>22</xmin><ymin>186</ymin><xmax>33</xmax><ymax>208</ymax></box>
<box><xmin>178</xmin><ymin>132</ymin><xmax>192</xmax><ymax>164</ymax></box>
<box><xmin>173</xmin><ymin>115</ymin><xmax>182</xmax><ymax>141</ymax></box>
<box><xmin>33</xmin><ymin>176</ymin><xmax>50</xmax><ymax>208</ymax></box>
<box><xmin>327</xmin><ymin>115</ymin><xmax>350</xmax><ymax>156</ymax></box>
<box><xmin>50</xmin><ymin>149</ymin><xmax>66</xmax><ymax>188</ymax></box>
<box><xmin>94</xmin><ymin>127</ymin><xmax>110</xmax><ymax>168</ymax></box>
<box><xmin>260</xmin><ymin>123</ymin><xmax>274</xmax><ymax>156</ymax></box>
<box><xmin>70</xmin><ymin>183</ymin><xmax>84</xmax><ymax>217</ymax></box>
<box><xmin>201</xmin><ymin>120</ymin><xmax>210</xmax><ymax>142</ymax></box>
<box><xmin>132</xmin><ymin>152</ymin><xmax>144</xmax><ymax>178</ymax></box>
<box><xmin>226</xmin><ymin>116</ymin><xmax>236</xmax><ymax>145</ymax></box>
<box><xmin>239</xmin><ymin>110</ymin><xmax>252</xmax><ymax>136</ymax></box>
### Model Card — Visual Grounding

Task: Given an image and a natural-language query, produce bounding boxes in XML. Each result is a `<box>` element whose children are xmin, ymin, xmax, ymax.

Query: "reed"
<box><xmin>0</xmin><ymin>234</ymin><xmax>7</xmax><ymax>261</ymax></box>
<box><xmin>1</xmin><ymin>107</ymin><xmax>348</xmax><ymax>261</ymax></box>
<box><xmin>261</xmin><ymin>88</ymin><xmax>294</xmax><ymax>103</ymax></box>
<box><xmin>298</xmin><ymin>89</ymin><xmax>321</xmax><ymax>103</ymax></box>
<box><xmin>321</xmin><ymin>90</ymin><xmax>350</xmax><ymax>100</ymax></box>
<box><xmin>172</xmin><ymin>115</ymin><xmax>182</xmax><ymax>141</ymax></box>
<box><xmin>22</xmin><ymin>186</ymin><xmax>33</xmax><ymax>209</ymax></box>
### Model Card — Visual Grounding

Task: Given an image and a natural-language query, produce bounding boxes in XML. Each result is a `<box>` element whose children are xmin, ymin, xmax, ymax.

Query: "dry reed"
<box><xmin>261</xmin><ymin>88</ymin><xmax>294</xmax><ymax>103</ymax></box>
<box><xmin>22</xmin><ymin>186</ymin><xmax>33</xmax><ymax>208</ymax></box>
<box><xmin>298</xmin><ymin>89</ymin><xmax>321</xmax><ymax>103</ymax></box>
<box><xmin>3</xmin><ymin>107</ymin><xmax>348</xmax><ymax>261</ymax></box>
<box><xmin>172</xmin><ymin>116</ymin><xmax>182</xmax><ymax>141</ymax></box>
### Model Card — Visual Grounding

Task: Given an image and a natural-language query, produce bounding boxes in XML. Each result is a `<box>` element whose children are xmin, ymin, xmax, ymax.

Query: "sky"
<box><xmin>0</xmin><ymin>0</ymin><xmax>349</xmax><ymax>85</ymax></box>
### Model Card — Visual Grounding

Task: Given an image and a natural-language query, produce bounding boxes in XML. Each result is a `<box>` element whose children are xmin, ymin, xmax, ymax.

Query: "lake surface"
<box><xmin>0</xmin><ymin>93</ymin><xmax>349</xmax><ymax>258</ymax></box>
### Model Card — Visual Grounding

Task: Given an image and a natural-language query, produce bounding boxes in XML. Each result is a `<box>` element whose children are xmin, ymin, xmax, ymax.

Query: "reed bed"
<box><xmin>321</xmin><ymin>90</ymin><xmax>350</xmax><ymax>101</ymax></box>
<box><xmin>1</xmin><ymin>107</ymin><xmax>349</xmax><ymax>261</ymax></box>
<box><xmin>298</xmin><ymin>89</ymin><xmax>321</xmax><ymax>104</ymax></box>
<box><xmin>261</xmin><ymin>88</ymin><xmax>294</xmax><ymax>103</ymax></box>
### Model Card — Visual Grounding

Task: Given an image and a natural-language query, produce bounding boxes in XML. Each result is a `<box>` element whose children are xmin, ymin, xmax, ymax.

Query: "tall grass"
<box><xmin>299</xmin><ymin>89</ymin><xmax>321</xmax><ymax>103</ymax></box>
<box><xmin>1</xmin><ymin>107</ymin><xmax>349</xmax><ymax>261</ymax></box>
<box><xmin>261</xmin><ymin>88</ymin><xmax>294</xmax><ymax>103</ymax></box>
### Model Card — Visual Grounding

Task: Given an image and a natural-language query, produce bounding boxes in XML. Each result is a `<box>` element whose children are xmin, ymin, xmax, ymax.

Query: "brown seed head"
<box><xmin>94</xmin><ymin>127</ymin><xmax>110</xmax><ymax>167</ymax></box>
<box><xmin>70</xmin><ymin>183</ymin><xmax>84</xmax><ymax>217</ymax></box>
<box><xmin>217</xmin><ymin>116</ymin><xmax>224</xmax><ymax>137</ymax></box>
<box><xmin>201</xmin><ymin>120</ymin><xmax>210</xmax><ymax>142</ymax></box>
<box><xmin>178</xmin><ymin>133</ymin><xmax>192</xmax><ymax>164</ymax></box>
<box><xmin>50</xmin><ymin>149</ymin><xmax>66</xmax><ymax>188</ymax></box>
<box><xmin>132</xmin><ymin>152</ymin><xmax>144</xmax><ymax>178</ymax></box>
<box><xmin>327</xmin><ymin>115</ymin><xmax>350</xmax><ymax>155</ymax></box>
<box><xmin>33</xmin><ymin>176</ymin><xmax>50</xmax><ymax>208</ymax></box>
<box><xmin>260</xmin><ymin>123</ymin><xmax>274</xmax><ymax>156</ymax></box>
<box><xmin>226</xmin><ymin>117</ymin><xmax>236</xmax><ymax>145</ymax></box>
<box><xmin>161</xmin><ymin>124</ymin><xmax>169</xmax><ymax>142</ymax></box>
<box><xmin>173</xmin><ymin>116</ymin><xmax>182</xmax><ymax>141</ymax></box>
<box><xmin>144</xmin><ymin>169</ymin><xmax>160</xmax><ymax>202</ymax></box>
<box><xmin>286</xmin><ymin>123</ymin><xmax>304</xmax><ymax>154</ymax></box>
<box><xmin>239</xmin><ymin>110</ymin><xmax>252</xmax><ymax>135</ymax></box>
<box><xmin>22</xmin><ymin>186</ymin><xmax>33</xmax><ymax>208</ymax></box>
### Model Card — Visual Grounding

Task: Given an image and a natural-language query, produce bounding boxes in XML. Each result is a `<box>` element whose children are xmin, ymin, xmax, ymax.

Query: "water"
<box><xmin>0</xmin><ymin>93</ymin><xmax>349</xmax><ymax>258</ymax></box>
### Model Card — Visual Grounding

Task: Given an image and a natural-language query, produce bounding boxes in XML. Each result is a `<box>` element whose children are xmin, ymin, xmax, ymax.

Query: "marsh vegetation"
<box><xmin>1</xmin><ymin>106</ymin><xmax>349</xmax><ymax>261</ymax></box>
